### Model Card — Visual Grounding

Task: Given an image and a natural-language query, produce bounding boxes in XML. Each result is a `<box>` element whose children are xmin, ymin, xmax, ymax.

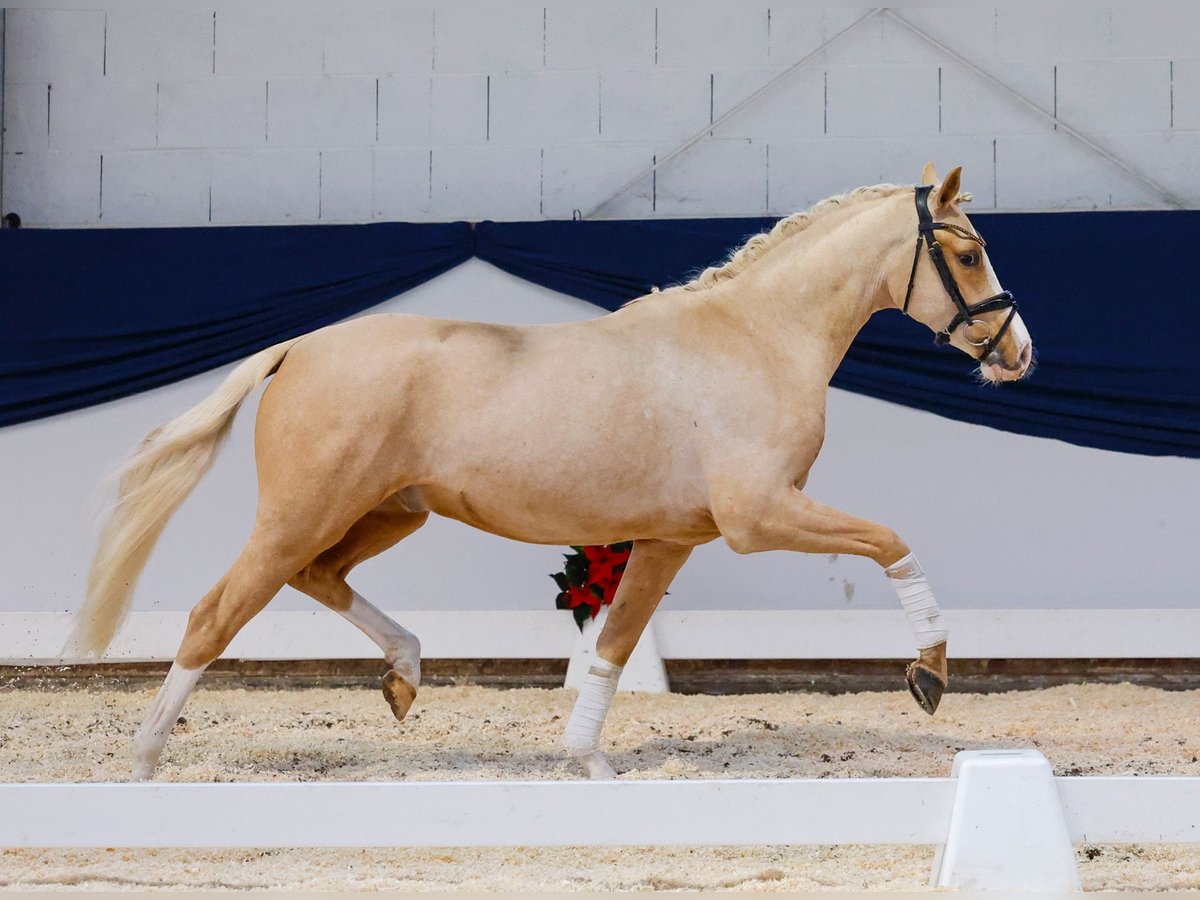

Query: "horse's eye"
<box><xmin>958</xmin><ymin>253</ymin><xmax>978</xmax><ymax>267</ymax></box>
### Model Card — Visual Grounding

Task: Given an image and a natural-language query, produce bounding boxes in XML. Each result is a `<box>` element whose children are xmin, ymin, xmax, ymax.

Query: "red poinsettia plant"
<box><xmin>551</xmin><ymin>542</ymin><xmax>633</xmax><ymax>629</ymax></box>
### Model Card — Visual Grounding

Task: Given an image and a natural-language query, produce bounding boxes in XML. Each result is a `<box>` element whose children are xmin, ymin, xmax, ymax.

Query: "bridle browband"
<box><xmin>901</xmin><ymin>185</ymin><xmax>1017</xmax><ymax>360</ymax></box>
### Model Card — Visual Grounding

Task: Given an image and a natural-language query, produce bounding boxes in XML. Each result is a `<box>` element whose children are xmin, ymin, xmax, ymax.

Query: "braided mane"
<box><xmin>663</xmin><ymin>183</ymin><xmax>911</xmax><ymax>295</ymax></box>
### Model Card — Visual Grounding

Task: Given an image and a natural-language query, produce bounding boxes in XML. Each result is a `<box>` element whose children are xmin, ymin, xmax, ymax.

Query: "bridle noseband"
<box><xmin>901</xmin><ymin>185</ymin><xmax>1017</xmax><ymax>360</ymax></box>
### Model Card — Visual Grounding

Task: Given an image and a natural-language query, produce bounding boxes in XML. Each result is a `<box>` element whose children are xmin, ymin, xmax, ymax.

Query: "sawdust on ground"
<box><xmin>1</xmin><ymin>680</ymin><xmax>1198</xmax><ymax>891</ymax></box>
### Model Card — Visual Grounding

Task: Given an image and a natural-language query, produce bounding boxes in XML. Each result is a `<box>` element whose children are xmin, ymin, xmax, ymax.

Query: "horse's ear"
<box><xmin>936</xmin><ymin>166</ymin><xmax>962</xmax><ymax>210</ymax></box>
<box><xmin>921</xmin><ymin>161</ymin><xmax>939</xmax><ymax>185</ymax></box>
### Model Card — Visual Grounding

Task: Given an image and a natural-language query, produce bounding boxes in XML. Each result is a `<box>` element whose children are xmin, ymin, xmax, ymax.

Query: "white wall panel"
<box><xmin>319</xmin><ymin>148</ymin><xmax>374</xmax><ymax>222</ymax></box>
<box><xmin>429</xmin><ymin>74</ymin><xmax>488</xmax><ymax>144</ymax></box>
<box><xmin>376</xmin><ymin>75</ymin><xmax>430</xmax><ymax>145</ymax></box>
<box><xmin>372</xmin><ymin>147</ymin><xmax>432</xmax><ymax>220</ymax></box>
<box><xmin>655</xmin><ymin>0</ymin><xmax>770</xmax><ymax>69</ymax></box>
<box><xmin>3</xmin><ymin>9</ymin><xmax>104</xmax><ymax>81</ymax></box>
<box><xmin>431</xmin><ymin>145</ymin><xmax>541</xmax><ymax>221</ymax></box>
<box><xmin>712</xmin><ymin>68</ymin><xmax>824</xmax><ymax>142</ymax></box>
<box><xmin>2</xmin><ymin>82</ymin><xmax>50</xmax><ymax>154</ymax></box>
<box><xmin>875</xmin><ymin>12</ymin><xmax>941</xmax><ymax>65</ymax></box>
<box><xmin>431</xmin><ymin>1</ymin><xmax>543</xmax><ymax>74</ymax></box>
<box><xmin>48</xmin><ymin>79</ymin><xmax>157</xmax><ymax>151</ymax></box>
<box><xmin>599</xmin><ymin>69</ymin><xmax>709</xmax><ymax>143</ymax></box>
<box><xmin>100</xmin><ymin>150</ymin><xmax>210</xmax><ymax>226</ymax></box>
<box><xmin>267</xmin><ymin>76</ymin><xmax>377</xmax><ymax>148</ymax></box>
<box><xmin>2</xmin><ymin>151</ymin><xmax>99</xmax><ymax>225</ymax></box>
<box><xmin>544</xmin><ymin>2</ymin><xmax>656</xmax><ymax>71</ymax></box>
<box><xmin>4</xmin><ymin>6</ymin><xmax>1199</xmax><ymax>225</ymax></box>
<box><xmin>321</xmin><ymin>6</ymin><xmax>434</xmax><ymax>75</ymax></box>
<box><xmin>655</xmin><ymin>139</ymin><xmax>767</xmax><ymax>217</ymax></box>
<box><xmin>208</xmin><ymin>150</ymin><xmax>319</xmax><ymax>224</ymax></box>
<box><xmin>891</xmin><ymin>9</ymin><xmax>996</xmax><ymax>64</ymax></box>
<box><xmin>1056</xmin><ymin>59</ymin><xmax>1171</xmax><ymax>134</ymax></box>
<box><xmin>213</xmin><ymin>9</ymin><xmax>324</xmax><ymax>78</ymax></box>
<box><xmin>541</xmin><ymin>143</ymin><xmax>654</xmax><ymax>219</ymax></box>
<box><xmin>939</xmin><ymin>64</ymin><xmax>1054</xmax><ymax>136</ymax></box>
<box><xmin>377</xmin><ymin>75</ymin><xmax>490</xmax><ymax>147</ymax></box>
<box><xmin>1104</xmin><ymin>132</ymin><xmax>1200</xmax><ymax>207</ymax></box>
<box><xmin>489</xmin><ymin>72</ymin><xmax>599</xmax><ymax>145</ymax></box>
<box><xmin>1172</xmin><ymin>58</ymin><xmax>1200</xmax><ymax>131</ymax></box>
<box><xmin>1110</xmin><ymin>5</ymin><xmax>1200</xmax><ymax>57</ymax></box>
<box><xmin>157</xmin><ymin>78</ymin><xmax>266</xmax><ymax>150</ymax></box>
<box><xmin>995</xmin><ymin>134</ymin><xmax>1113</xmax><ymax>210</ymax></box>
<box><xmin>766</xmin><ymin>138</ymin><xmax>879</xmax><ymax>214</ymax></box>
<box><xmin>825</xmin><ymin>64</ymin><xmax>940</xmax><ymax>138</ymax></box>
<box><xmin>763</xmin><ymin>8</ymin><xmax>831</xmax><ymax>64</ymax></box>
<box><xmin>994</xmin><ymin>8</ymin><xmax>1114</xmax><ymax>61</ymax></box>
<box><xmin>104</xmin><ymin>10</ymin><xmax>213</xmax><ymax>80</ymax></box>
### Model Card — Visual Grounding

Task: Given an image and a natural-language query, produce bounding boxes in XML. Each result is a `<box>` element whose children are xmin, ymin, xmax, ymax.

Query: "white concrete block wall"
<box><xmin>157</xmin><ymin>78</ymin><xmax>266</xmax><ymax>150</ymax></box>
<box><xmin>267</xmin><ymin>76</ymin><xmax>376</xmax><ymax>148</ymax></box>
<box><xmin>319</xmin><ymin>148</ymin><xmax>374</xmax><ymax>223</ymax></box>
<box><xmin>3</xmin><ymin>5</ymin><xmax>1200</xmax><ymax>226</ymax></box>
<box><xmin>600</xmin><ymin>68</ymin><xmax>710</xmax><ymax>143</ymax></box>
<box><xmin>101</xmin><ymin>150</ymin><xmax>210</xmax><ymax>226</ymax></box>
<box><xmin>104</xmin><ymin>10</ymin><xmax>213</xmax><ymax>80</ymax></box>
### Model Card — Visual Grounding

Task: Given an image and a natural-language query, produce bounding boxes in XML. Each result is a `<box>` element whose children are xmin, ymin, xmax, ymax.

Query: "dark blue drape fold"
<box><xmin>3</xmin><ymin>213</ymin><xmax>1197</xmax><ymax>457</ymax></box>
<box><xmin>1</xmin><ymin>222</ymin><xmax>473</xmax><ymax>424</ymax></box>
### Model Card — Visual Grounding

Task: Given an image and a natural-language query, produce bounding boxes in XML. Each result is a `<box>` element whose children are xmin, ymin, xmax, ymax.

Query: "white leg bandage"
<box><xmin>885</xmin><ymin>552</ymin><xmax>949</xmax><ymax>650</ymax></box>
<box><xmin>132</xmin><ymin>661</ymin><xmax>205</xmax><ymax>781</ymax></box>
<box><xmin>563</xmin><ymin>658</ymin><xmax>622</xmax><ymax>757</ymax></box>
<box><xmin>342</xmin><ymin>591</ymin><xmax>420</xmax><ymax>686</ymax></box>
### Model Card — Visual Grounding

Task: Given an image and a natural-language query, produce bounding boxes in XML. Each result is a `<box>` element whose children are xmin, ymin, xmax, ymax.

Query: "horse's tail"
<box><xmin>63</xmin><ymin>336</ymin><xmax>303</xmax><ymax>659</ymax></box>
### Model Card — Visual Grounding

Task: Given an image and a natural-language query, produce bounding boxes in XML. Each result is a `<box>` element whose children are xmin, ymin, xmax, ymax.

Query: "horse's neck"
<box><xmin>708</xmin><ymin>205</ymin><xmax>901</xmax><ymax>381</ymax></box>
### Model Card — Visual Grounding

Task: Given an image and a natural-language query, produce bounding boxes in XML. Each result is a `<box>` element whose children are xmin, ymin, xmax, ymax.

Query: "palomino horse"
<box><xmin>67</xmin><ymin>164</ymin><xmax>1033</xmax><ymax>780</ymax></box>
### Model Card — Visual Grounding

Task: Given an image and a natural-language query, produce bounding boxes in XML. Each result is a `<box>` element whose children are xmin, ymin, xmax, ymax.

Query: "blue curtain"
<box><xmin>3</xmin><ymin>213</ymin><xmax>1197</xmax><ymax>457</ymax></box>
<box><xmin>1</xmin><ymin>222</ymin><xmax>472</xmax><ymax>424</ymax></box>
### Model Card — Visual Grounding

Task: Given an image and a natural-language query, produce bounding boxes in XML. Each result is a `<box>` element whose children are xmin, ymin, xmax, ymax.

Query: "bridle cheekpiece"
<box><xmin>901</xmin><ymin>185</ymin><xmax>1017</xmax><ymax>359</ymax></box>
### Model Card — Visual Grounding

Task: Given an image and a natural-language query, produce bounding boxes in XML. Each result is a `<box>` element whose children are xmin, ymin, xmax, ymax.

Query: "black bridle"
<box><xmin>901</xmin><ymin>185</ymin><xmax>1017</xmax><ymax>360</ymax></box>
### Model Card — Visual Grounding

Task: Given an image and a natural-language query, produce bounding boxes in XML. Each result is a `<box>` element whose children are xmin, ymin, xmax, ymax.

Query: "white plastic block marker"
<box><xmin>933</xmin><ymin>748</ymin><xmax>1081</xmax><ymax>891</ymax></box>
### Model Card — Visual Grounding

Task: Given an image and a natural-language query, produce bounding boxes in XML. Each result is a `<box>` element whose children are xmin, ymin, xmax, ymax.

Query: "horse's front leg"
<box><xmin>715</xmin><ymin>487</ymin><xmax>948</xmax><ymax>714</ymax></box>
<box><xmin>563</xmin><ymin>539</ymin><xmax>692</xmax><ymax>779</ymax></box>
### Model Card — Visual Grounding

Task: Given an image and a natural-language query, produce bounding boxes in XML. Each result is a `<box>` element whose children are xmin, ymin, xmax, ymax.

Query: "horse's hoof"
<box><xmin>906</xmin><ymin>661</ymin><xmax>945</xmax><ymax>715</ymax></box>
<box><xmin>382</xmin><ymin>669</ymin><xmax>417</xmax><ymax>722</ymax></box>
<box><xmin>575</xmin><ymin>751</ymin><xmax>618</xmax><ymax>780</ymax></box>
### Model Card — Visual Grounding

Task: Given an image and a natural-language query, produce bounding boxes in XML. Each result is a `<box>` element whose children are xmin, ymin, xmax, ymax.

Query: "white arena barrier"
<box><xmin>1</xmin><ymin>750</ymin><xmax>1198</xmax><ymax>891</ymax></box>
<box><xmin>7</xmin><ymin>608</ymin><xmax>1200</xmax><ymax>664</ymax></box>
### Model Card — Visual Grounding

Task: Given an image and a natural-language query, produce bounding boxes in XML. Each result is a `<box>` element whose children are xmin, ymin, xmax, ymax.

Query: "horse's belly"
<box><xmin>410</xmin><ymin>478</ymin><xmax>717</xmax><ymax>546</ymax></box>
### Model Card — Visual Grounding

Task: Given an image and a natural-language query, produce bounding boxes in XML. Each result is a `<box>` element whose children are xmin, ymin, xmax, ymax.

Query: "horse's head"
<box><xmin>896</xmin><ymin>162</ymin><xmax>1033</xmax><ymax>383</ymax></box>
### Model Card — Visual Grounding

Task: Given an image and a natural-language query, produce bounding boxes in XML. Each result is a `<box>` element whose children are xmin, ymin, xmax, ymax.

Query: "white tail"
<box><xmin>62</xmin><ymin>337</ymin><xmax>303</xmax><ymax>658</ymax></box>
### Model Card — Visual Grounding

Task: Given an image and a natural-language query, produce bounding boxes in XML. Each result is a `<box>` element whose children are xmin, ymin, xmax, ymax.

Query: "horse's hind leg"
<box><xmin>290</xmin><ymin>498</ymin><xmax>428</xmax><ymax>721</ymax></box>
<box><xmin>563</xmin><ymin>539</ymin><xmax>692</xmax><ymax>779</ymax></box>
<box><xmin>132</xmin><ymin>524</ymin><xmax>321</xmax><ymax>780</ymax></box>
